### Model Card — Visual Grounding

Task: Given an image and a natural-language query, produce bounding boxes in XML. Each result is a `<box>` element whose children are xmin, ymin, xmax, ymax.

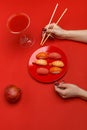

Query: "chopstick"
<box><xmin>56</xmin><ymin>8</ymin><xmax>67</xmax><ymax>24</ymax></box>
<box><xmin>40</xmin><ymin>3</ymin><xmax>58</xmax><ymax>46</ymax></box>
<box><xmin>41</xmin><ymin>8</ymin><xmax>68</xmax><ymax>46</ymax></box>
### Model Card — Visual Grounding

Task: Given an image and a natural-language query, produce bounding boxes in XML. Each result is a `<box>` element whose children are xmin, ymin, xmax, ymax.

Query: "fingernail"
<box><xmin>42</xmin><ymin>28</ymin><xmax>47</xmax><ymax>32</ymax></box>
<box><xmin>54</xmin><ymin>82</ymin><xmax>59</xmax><ymax>86</ymax></box>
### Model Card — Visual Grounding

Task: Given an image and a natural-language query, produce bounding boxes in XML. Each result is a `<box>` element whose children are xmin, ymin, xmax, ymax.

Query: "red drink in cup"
<box><xmin>7</xmin><ymin>13</ymin><xmax>34</xmax><ymax>46</ymax></box>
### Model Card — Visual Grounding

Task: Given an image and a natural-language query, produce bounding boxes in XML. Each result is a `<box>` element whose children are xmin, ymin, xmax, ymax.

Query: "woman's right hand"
<box><xmin>42</xmin><ymin>23</ymin><xmax>67</xmax><ymax>39</ymax></box>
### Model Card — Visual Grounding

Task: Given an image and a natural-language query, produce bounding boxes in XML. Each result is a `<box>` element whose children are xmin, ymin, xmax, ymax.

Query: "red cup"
<box><xmin>7</xmin><ymin>13</ymin><xmax>34</xmax><ymax>47</ymax></box>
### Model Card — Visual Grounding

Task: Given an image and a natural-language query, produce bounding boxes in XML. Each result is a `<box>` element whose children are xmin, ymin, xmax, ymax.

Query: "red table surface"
<box><xmin>0</xmin><ymin>0</ymin><xmax>87</xmax><ymax>130</ymax></box>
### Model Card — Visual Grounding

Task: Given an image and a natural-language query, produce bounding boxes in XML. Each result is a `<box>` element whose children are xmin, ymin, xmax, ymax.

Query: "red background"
<box><xmin>0</xmin><ymin>0</ymin><xmax>87</xmax><ymax>130</ymax></box>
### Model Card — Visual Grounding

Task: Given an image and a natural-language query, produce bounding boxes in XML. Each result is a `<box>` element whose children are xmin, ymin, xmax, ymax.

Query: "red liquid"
<box><xmin>8</xmin><ymin>14</ymin><xmax>29</xmax><ymax>33</ymax></box>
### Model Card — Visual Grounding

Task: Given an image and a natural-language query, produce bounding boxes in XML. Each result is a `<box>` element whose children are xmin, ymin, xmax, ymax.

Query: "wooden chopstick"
<box><xmin>41</xmin><ymin>8</ymin><xmax>68</xmax><ymax>46</ymax></box>
<box><xmin>40</xmin><ymin>3</ymin><xmax>58</xmax><ymax>46</ymax></box>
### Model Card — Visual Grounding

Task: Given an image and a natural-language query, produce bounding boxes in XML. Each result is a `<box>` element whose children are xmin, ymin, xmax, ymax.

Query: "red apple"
<box><xmin>5</xmin><ymin>85</ymin><xmax>21</xmax><ymax>103</ymax></box>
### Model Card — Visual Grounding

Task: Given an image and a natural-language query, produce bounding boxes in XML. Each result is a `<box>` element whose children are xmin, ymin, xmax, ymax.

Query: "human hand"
<box><xmin>42</xmin><ymin>23</ymin><xmax>67</xmax><ymax>39</ymax></box>
<box><xmin>54</xmin><ymin>82</ymin><xmax>87</xmax><ymax>100</ymax></box>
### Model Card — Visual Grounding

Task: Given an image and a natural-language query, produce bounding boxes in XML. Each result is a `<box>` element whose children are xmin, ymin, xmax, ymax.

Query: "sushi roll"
<box><xmin>48</xmin><ymin>52</ymin><xmax>61</xmax><ymax>59</ymax></box>
<box><xmin>49</xmin><ymin>60</ymin><xmax>64</xmax><ymax>67</ymax></box>
<box><xmin>33</xmin><ymin>59</ymin><xmax>47</xmax><ymax>66</ymax></box>
<box><xmin>36</xmin><ymin>52</ymin><xmax>48</xmax><ymax>59</ymax></box>
<box><xmin>36</xmin><ymin>67</ymin><xmax>49</xmax><ymax>75</ymax></box>
<box><xmin>50</xmin><ymin>67</ymin><xmax>62</xmax><ymax>74</ymax></box>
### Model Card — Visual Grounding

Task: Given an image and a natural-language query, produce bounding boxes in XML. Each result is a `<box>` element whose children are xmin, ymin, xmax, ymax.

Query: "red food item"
<box><xmin>36</xmin><ymin>67</ymin><xmax>49</xmax><ymax>75</ymax></box>
<box><xmin>48</xmin><ymin>52</ymin><xmax>61</xmax><ymax>59</ymax></box>
<box><xmin>50</xmin><ymin>66</ymin><xmax>62</xmax><ymax>74</ymax></box>
<box><xmin>36</xmin><ymin>52</ymin><xmax>48</xmax><ymax>59</ymax></box>
<box><xmin>5</xmin><ymin>85</ymin><xmax>22</xmax><ymax>103</ymax></box>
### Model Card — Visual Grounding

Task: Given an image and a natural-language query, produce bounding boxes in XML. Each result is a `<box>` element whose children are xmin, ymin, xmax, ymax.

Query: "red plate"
<box><xmin>28</xmin><ymin>46</ymin><xmax>68</xmax><ymax>83</ymax></box>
